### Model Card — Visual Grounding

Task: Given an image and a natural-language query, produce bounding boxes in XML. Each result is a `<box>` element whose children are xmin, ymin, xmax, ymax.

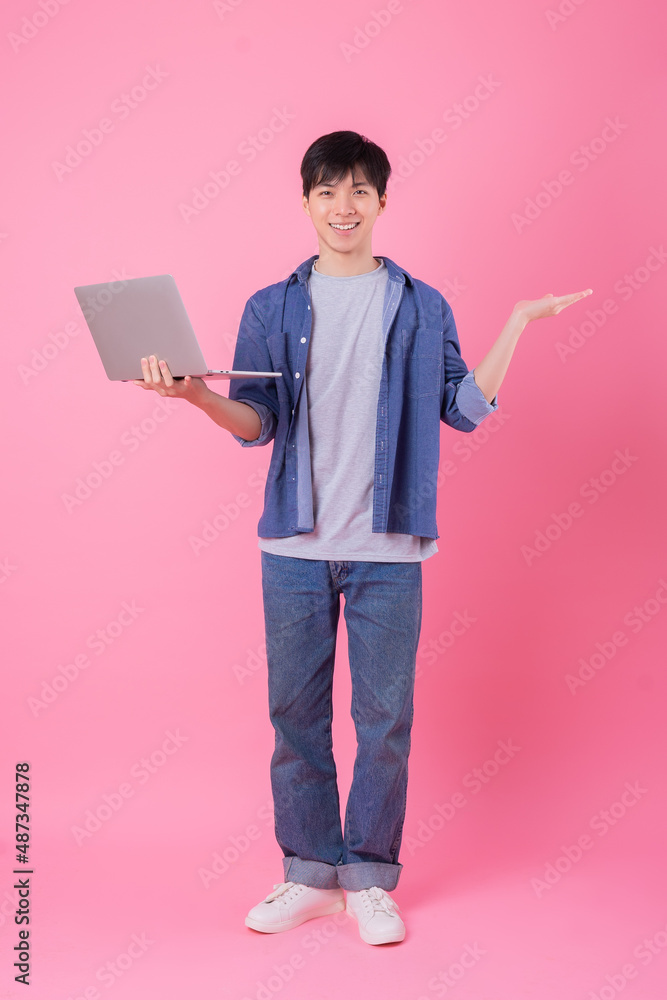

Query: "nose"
<box><xmin>332</xmin><ymin>193</ymin><xmax>356</xmax><ymax>215</ymax></box>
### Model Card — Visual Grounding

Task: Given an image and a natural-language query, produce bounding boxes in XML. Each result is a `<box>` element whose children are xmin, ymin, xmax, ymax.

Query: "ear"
<box><xmin>378</xmin><ymin>191</ymin><xmax>387</xmax><ymax>214</ymax></box>
<box><xmin>302</xmin><ymin>194</ymin><xmax>311</xmax><ymax>218</ymax></box>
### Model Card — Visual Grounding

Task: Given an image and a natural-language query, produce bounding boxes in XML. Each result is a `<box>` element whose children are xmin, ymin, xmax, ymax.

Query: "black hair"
<box><xmin>300</xmin><ymin>130</ymin><xmax>392</xmax><ymax>200</ymax></box>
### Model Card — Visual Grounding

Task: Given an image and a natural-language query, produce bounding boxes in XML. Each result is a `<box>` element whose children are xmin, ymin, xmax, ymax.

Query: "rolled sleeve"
<box><xmin>440</xmin><ymin>297</ymin><xmax>498</xmax><ymax>431</ymax></box>
<box><xmin>231</xmin><ymin>400</ymin><xmax>277</xmax><ymax>447</ymax></box>
<box><xmin>228</xmin><ymin>294</ymin><xmax>280</xmax><ymax>448</ymax></box>
<box><xmin>455</xmin><ymin>369</ymin><xmax>498</xmax><ymax>426</ymax></box>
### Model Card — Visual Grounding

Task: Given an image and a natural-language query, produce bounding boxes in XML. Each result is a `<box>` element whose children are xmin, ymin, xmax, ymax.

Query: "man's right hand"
<box><xmin>133</xmin><ymin>355</ymin><xmax>210</xmax><ymax>406</ymax></box>
<box><xmin>133</xmin><ymin>354</ymin><xmax>262</xmax><ymax>441</ymax></box>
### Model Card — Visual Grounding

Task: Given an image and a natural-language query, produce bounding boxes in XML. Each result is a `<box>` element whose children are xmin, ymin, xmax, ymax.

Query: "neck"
<box><xmin>313</xmin><ymin>246</ymin><xmax>380</xmax><ymax>277</ymax></box>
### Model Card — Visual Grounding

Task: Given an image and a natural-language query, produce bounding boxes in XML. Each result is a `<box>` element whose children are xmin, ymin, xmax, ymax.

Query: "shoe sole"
<box><xmin>245</xmin><ymin>897</ymin><xmax>345</xmax><ymax>933</ymax></box>
<box><xmin>346</xmin><ymin>905</ymin><xmax>406</xmax><ymax>945</ymax></box>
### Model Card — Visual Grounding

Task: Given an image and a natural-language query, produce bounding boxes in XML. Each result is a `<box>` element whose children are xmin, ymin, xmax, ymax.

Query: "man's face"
<box><xmin>302</xmin><ymin>167</ymin><xmax>386</xmax><ymax>254</ymax></box>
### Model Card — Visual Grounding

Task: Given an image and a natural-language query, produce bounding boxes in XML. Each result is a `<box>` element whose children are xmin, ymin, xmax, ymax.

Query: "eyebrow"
<box><xmin>314</xmin><ymin>179</ymin><xmax>371</xmax><ymax>188</ymax></box>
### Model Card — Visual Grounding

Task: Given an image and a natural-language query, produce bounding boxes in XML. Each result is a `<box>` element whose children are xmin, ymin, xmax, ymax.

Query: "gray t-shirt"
<box><xmin>258</xmin><ymin>258</ymin><xmax>438</xmax><ymax>562</ymax></box>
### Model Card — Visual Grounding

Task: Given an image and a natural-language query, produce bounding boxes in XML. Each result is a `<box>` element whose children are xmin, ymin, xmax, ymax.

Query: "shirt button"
<box><xmin>292</xmin><ymin>408</ymin><xmax>295</xmax><ymax>414</ymax></box>
<box><xmin>295</xmin><ymin>372</ymin><xmax>300</xmax><ymax>378</ymax></box>
<box><xmin>307</xmin><ymin>305</ymin><xmax>311</xmax><ymax>310</ymax></box>
<box><xmin>300</xmin><ymin>337</ymin><xmax>306</xmax><ymax>343</ymax></box>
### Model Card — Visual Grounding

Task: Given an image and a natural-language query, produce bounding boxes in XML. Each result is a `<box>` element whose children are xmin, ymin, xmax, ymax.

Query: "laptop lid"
<box><xmin>73</xmin><ymin>274</ymin><xmax>281</xmax><ymax>381</ymax></box>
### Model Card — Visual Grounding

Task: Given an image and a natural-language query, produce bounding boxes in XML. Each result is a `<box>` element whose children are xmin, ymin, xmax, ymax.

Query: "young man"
<box><xmin>134</xmin><ymin>131</ymin><xmax>591</xmax><ymax>946</ymax></box>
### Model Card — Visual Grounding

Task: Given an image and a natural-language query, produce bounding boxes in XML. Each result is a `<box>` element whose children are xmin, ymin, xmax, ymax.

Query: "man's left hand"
<box><xmin>514</xmin><ymin>288</ymin><xmax>593</xmax><ymax>323</ymax></box>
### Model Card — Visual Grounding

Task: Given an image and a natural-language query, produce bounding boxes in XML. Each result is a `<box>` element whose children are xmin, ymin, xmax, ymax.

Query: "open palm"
<box><xmin>515</xmin><ymin>288</ymin><xmax>593</xmax><ymax>323</ymax></box>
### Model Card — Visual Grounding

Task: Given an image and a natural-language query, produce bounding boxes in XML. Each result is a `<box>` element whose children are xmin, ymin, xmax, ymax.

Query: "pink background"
<box><xmin>2</xmin><ymin>0</ymin><xmax>666</xmax><ymax>996</ymax></box>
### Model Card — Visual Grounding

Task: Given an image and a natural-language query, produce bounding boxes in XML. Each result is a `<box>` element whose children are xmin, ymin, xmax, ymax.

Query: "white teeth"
<box><xmin>330</xmin><ymin>223</ymin><xmax>359</xmax><ymax>230</ymax></box>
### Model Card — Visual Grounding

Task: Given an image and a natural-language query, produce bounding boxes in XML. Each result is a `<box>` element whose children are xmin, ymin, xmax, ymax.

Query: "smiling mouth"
<box><xmin>329</xmin><ymin>222</ymin><xmax>360</xmax><ymax>231</ymax></box>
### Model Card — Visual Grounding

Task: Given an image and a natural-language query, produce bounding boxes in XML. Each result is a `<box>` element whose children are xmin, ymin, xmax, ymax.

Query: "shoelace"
<box><xmin>263</xmin><ymin>881</ymin><xmax>303</xmax><ymax>904</ymax></box>
<box><xmin>357</xmin><ymin>886</ymin><xmax>401</xmax><ymax>917</ymax></box>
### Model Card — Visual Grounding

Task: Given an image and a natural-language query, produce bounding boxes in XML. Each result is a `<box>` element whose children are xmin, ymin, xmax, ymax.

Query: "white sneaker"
<box><xmin>245</xmin><ymin>881</ymin><xmax>345</xmax><ymax>933</ymax></box>
<box><xmin>345</xmin><ymin>886</ymin><xmax>406</xmax><ymax>944</ymax></box>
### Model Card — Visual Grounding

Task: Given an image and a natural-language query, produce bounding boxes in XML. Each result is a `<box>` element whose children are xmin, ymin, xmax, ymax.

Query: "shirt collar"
<box><xmin>291</xmin><ymin>254</ymin><xmax>413</xmax><ymax>287</ymax></box>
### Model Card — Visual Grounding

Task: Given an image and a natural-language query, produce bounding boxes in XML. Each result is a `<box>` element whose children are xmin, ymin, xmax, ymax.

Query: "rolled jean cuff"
<box><xmin>283</xmin><ymin>857</ymin><xmax>340</xmax><ymax>889</ymax></box>
<box><xmin>336</xmin><ymin>861</ymin><xmax>403</xmax><ymax>892</ymax></box>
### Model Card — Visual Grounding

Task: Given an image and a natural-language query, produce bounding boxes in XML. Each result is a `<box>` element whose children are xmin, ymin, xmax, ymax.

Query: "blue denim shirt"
<box><xmin>228</xmin><ymin>254</ymin><xmax>498</xmax><ymax>540</ymax></box>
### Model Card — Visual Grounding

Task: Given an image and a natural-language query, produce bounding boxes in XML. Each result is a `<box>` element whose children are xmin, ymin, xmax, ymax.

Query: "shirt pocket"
<box><xmin>402</xmin><ymin>328</ymin><xmax>443</xmax><ymax>398</ymax></box>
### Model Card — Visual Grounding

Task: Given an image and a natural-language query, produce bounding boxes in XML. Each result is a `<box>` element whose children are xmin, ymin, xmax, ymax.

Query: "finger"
<box><xmin>148</xmin><ymin>355</ymin><xmax>162</xmax><ymax>382</ymax></box>
<box><xmin>556</xmin><ymin>290</ymin><xmax>591</xmax><ymax>308</ymax></box>
<box><xmin>140</xmin><ymin>357</ymin><xmax>153</xmax><ymax>384</ymax></box>
<box><xmin>159</xmin><ymin>359</ymin><xmax>175</xmax><ymax>387</ymax></box>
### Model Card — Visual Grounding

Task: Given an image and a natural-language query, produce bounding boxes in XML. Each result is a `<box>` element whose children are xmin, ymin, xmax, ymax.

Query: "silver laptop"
<box><xmin>73</xmin><ymin>274</ymin><xmax>282</xmax><ymax>381</ymax></box>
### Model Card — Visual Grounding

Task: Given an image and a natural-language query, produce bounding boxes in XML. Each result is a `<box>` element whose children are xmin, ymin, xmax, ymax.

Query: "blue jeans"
<box><xmin>260</xmin><ymin>552</ymin><xmax>423</xmax><ymax>891</ymax></box>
